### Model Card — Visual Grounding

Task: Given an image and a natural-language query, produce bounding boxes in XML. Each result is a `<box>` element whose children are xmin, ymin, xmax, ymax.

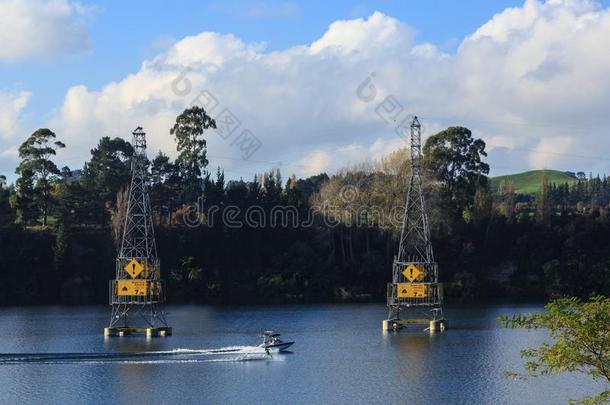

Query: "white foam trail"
<box><xmin>26</xmin><ymin>354</ymin><xmax>274</xmax><ymax>365</ymax></box>
<box><xmin>0</xmin><ymin>345</ymin><xmax>276</xmax><ymax>365</ymax></box>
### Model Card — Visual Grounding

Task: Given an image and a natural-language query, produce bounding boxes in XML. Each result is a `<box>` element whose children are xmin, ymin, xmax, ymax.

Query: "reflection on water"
<box><xmin>0</xmin><ymin>304</ymin><xmax>605</xmax><ymax>404</ymax></box>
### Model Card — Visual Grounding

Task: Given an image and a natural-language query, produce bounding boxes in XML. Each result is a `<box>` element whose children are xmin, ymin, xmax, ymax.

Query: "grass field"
<box><xmin>490</xmin><ymin>170</ymin><xmax>578</xmax><ymax>194</ymax></box>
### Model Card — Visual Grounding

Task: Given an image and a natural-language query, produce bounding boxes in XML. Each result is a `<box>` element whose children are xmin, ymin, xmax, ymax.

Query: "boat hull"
<box><xmin>263</xmin><ymin>341</ymin><xmax>294</xmax><ymax>352</ymax></box>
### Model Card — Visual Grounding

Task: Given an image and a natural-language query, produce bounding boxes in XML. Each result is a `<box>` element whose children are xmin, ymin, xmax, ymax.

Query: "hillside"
<box><xmin>490</xmin><ymin>170</ymin><xmax>578</xmax><ymax>194</ymax></box>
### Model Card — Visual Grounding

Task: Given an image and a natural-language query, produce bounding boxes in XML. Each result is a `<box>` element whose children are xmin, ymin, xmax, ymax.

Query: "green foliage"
<box><xmin>423</xmin><ymin>126</ymin><xmax>489</xmax><ymax>210</ymax></box>
<box><xmin>81</xmin><ymin>137</ymin><xmax>133</xmax><ymax>225</ymax></box>
<box><xmin>467</xmin><ymin>186</ymin><xmax>492</xmax><ymax>224</ymax></box>
<box><xmin>496</xmin><ymin>180</ymin><xmax>516</xmax><ymax>220</ymax></box>
<box><xmin>0</xmin><ymin>178</ymin><xmax>16</xmax><ymax>226</ymax></box>
<box><xmin>150</xmin><ymin>151</ymin><xmax>181</xmax><ymax>224</ymax></box>
<box><xmin>500</xmin><ymin>296</ymin><xmax>610</xmax><ymax>404</ymax></box>
<box><xmin>14</xmin><ymin>128</ymin><xmax>66</xmax><ymax>226</ymax></box>
<box><xmin>4</xmin><ymin>123</ymin><xmax>610</xmax><ymax>308</ymax></box>
<box><xmin>170</xmin><ymin>106</ymin><xmax>216</xmax><ymax>202</ymax></box>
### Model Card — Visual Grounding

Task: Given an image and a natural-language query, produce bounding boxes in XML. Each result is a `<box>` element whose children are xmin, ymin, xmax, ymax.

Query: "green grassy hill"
<box><xmin>490</xmin><ymin>170</ymin><xmax>578</xmax><ymax>194</ymax></box>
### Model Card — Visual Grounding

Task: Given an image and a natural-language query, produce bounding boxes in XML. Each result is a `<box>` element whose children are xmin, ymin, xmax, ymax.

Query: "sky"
<box><xmin>1</xmin><ymin>0</ymin><xmax>610</xmax><ymax>181</ymax></box>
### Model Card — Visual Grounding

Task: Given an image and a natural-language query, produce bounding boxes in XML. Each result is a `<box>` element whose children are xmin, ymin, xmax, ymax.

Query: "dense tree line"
<box><xmin>1</xmin><ymin>109</ymin><xmax>610</xmax><ymax>305</ymax></box>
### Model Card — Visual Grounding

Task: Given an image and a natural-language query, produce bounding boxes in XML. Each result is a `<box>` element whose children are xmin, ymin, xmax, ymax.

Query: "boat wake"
<box><xmin>0</xmin><ymin>346</ymin><xmax>276</xmax><ymax>365</ymax></box>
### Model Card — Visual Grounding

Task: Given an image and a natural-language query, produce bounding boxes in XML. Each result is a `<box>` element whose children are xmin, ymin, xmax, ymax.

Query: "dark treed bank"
<box><xmin>2</xmin><ymin>108</ymin><xmax>610</xmax><ymax>305</ymax></box>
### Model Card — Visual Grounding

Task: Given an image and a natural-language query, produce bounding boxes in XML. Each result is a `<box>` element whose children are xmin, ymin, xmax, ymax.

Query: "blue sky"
<box><xmin>3</xmin><ymin>0</ymin><xmax>532</xmax><ymax>120</ymax></box>
<box><xmin>2</xmin><ymin>0</ymin><xmax>610</xmax><ymax>180</ymax></box>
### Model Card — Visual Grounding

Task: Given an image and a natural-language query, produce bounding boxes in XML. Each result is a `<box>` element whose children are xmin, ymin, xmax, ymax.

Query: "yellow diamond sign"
<box><xmin>402</xmin><ymin>264</ymin><xmax>426</xmax><ymax>282</ymax></box>
<box><xmin>124</xmin><ymin>258</ymin><xmax>144</xmax><ymax>279</ymax></box>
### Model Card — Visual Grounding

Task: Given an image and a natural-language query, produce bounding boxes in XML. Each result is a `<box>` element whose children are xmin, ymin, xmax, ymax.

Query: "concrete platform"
<box><xmin>382</xmin><ymin>318</ymin><xmax>446</xmax><ymax>332</ymax></box>
<box><xmin>429</xmin><ymin>319</ymin><xmax>446</xmax><ymax>332</ymax></box>
<box><xmin>104</xmin><ymin>326</ymin><xmax>172</xmax><ymax>337</ymax></box>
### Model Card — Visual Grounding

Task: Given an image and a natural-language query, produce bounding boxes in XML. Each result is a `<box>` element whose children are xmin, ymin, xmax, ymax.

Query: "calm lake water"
<box><xmin>0</xmin><ymin>303</ymin><xmax>604</xmax><ymax>404</ymax></box>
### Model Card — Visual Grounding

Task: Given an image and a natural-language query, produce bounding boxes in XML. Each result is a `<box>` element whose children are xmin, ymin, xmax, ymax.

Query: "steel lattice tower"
<box><xmin>384</xmin><ymin>116</ymin><xmax>445</xmax><ymax>332</ymax></box>
<box><xmin>105</xmin><ymin>127</ymin><xmax>171</xmax><ymax>337</ymax></box>
<box><xmin>120</xmin><ymin>127</ymin><xmax>158</xmax><ymax>261</ymax></box>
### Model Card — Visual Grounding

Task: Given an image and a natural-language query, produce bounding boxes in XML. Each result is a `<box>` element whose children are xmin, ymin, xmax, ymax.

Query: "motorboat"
<box><xmin>259</xmin><ymin>331</ymin><xmax>294</xmax><ymax>352</ymax></box>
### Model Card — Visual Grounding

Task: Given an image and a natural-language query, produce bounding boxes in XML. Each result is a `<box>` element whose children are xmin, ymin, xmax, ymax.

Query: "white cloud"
<box><xmin>0</xmin><ymin>90</ymin><xmax>31</xmax><ymax>139</ymax></box>
<box><xmin>529</xmin><ymin>136</ymin><xmax>575</xmax><ymax>168</ymax></box>
<box><xmin>48</xmin><ymin>2</ymin><xmax>610</xmax><ymax>179</ymax></box>
<box><xmin>0</xmin><ymin>89</ymin><xmax>31</xmax><ymax>177</ymax></box>
<box><xmin>0</xmin><ymin>0</ymin><xmax>92</xmax><ymax>62</ymax></box>
<box><xmin>310</xmin><ymin>11</ymin><xmax>414</xmax><ymax>55</ymax></box>
<box><xmin>294</xmin><ymin>150</ymin><xmax>332</xmax><ymax>177</ymax></box>
<box><xmin>0</xmin><ymin>146</ymin><xmax>18</xmax><ymax>158</ymax></box>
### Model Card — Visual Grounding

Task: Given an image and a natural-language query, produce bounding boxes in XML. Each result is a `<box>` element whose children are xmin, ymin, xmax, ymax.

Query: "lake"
<box><xmin>0</xmin><ymin>304</ymin><xmax>604</xmax><ymax>404</ymax></box>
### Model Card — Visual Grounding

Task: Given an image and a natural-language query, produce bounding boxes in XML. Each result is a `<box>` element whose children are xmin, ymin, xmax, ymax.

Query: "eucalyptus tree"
<box><xmin>170</xmin><ymin>106</ymin><xmax>216</xmax><ymax>202</ymax></box>
<box><xmin>15</xmin><ymin>128</ymin><xmax>65</xmax><ymax>226</ymax></box>
<box><xmin>423</xmin><ymin>126</ymin><xmax>489</xmax><ymax>211</ymax></box>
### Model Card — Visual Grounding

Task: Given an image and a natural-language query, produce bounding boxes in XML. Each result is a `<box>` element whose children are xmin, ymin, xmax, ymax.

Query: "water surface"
<box><xmin>0</xmin><ymin>304</ymin><xmax>603</xmax><ymax>404</ymax></box>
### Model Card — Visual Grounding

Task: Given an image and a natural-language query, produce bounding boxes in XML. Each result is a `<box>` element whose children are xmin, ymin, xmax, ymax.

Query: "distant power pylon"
<box><xmin>104</xmin><ymin>127</ymin><xmax>171</xmax><ymax>337</ymax></box>
<box><xmin>384</xmin><ymin>116</ymin><xmax>445</xmax><ymax>332</ymax></box>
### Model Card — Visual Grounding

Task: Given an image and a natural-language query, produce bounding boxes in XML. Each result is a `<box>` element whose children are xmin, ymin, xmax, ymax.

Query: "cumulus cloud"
<box><xmin>529</xmin><ymin>136</ymin><xmax>576</xmax><ymax>168</ymax></box>
<box><xmin>48</xmin><ymin>1</ymin><xmax>610</xmax><ymax>179</ymax></box>
<box><xmin>0</xmin><ymin>0</ymin><xmax>92</xmax><ymax>62</ymax></box>
<box><xmin>295</xmin><ymin>150</ymin><xmax>332</xmax><ymax>177</ymax></box>
<box><xmin>0</xmin><ymin>89</ymin><xmax>31</xmax><ymax>175</ymax></box>
<box><xmin>0</xmin><ymin>90</ymin><xmax>31</xmax><ymax>139</ymax></box>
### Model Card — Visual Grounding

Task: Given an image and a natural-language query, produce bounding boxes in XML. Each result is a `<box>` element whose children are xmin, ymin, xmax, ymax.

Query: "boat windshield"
<box><xmin>262</xmin><ymin>334</ymin><xmax>280</xmax><ymax>345</ymax></box>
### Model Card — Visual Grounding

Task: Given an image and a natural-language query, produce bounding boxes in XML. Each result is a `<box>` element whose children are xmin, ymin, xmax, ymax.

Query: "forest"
<box><xmin>1</xmin><ymin>106</ymin><xmax>610</xmax><ymax>305</ymax></box>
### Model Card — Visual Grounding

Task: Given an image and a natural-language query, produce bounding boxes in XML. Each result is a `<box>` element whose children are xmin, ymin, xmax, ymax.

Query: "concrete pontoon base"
<box><xmin>103</xmin><ymin>327</ymin><xmax>172</xmax><ymax>337</ymax></box>
<box><xmin>382</xmin><ymin>318</ymin><xmax>446</xmax><ymax>333</ymax></box>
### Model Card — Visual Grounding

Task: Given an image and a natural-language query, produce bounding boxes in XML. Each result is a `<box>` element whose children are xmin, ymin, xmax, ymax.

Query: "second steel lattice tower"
<box><xmin>385</xmin><ymin>116</ymin><xmax>445</xmax><ymax>331</ymax></box>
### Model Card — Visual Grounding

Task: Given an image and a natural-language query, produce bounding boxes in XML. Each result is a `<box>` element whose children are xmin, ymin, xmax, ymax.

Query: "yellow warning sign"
<box><xmin>402</xmin><ymin>264</ymin><xmax>426</xmax><ymax>282</ymax></box>
<box><xmin>124</xmin><ymin>259</ymin><xmax>144</xmax><ymax>278</ymax></box>
<box><xmin>117</xmin><ymin>280</ymin><xmax>147</xmax><ymax>296</ymax></box>
<box><xmin>397</xmin><ymin>283</ymin><xmax>429</xmax><ymax>298</ymax></box>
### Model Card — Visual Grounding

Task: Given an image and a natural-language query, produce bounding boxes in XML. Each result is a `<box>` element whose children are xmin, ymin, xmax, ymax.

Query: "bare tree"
<box><xmin>110</xmin><ymin>186</ymin><xmax>128</xmax><ymax>248</ymax></box>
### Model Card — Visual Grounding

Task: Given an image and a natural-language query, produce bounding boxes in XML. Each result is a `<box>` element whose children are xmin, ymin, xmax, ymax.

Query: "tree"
<box><xmin>423</xmin><ymin>127</ymin><xmax>489</xmax><ymax>210</ymax></box>
<box><xmin>15</xmin><ymin>128</ymin><xmax>66</xmax><ymax>226</ymax></box>
<box><xmin>81</xmin><ymin>137</ymin><xmax>133</xmax><ymax>225</ymax></box>
<box><xmin>110</xmin><ymin>187</ymin><xmax>128</xmax><ymax>247</ymax></box>
<box><xmin>170</xmin><ymin>106</ymin><xmax>216</xmax><ymax>202</ymax></box>
<box><xmin>262</xmin><ymin>168</ymin><xmax>282</xmax><ymax>207</ymax></box>
<box><xmin>471</xmin><ymin>186</ymin><xmax>492</xmax><ymax>224</ymax></box>
<box><xmin>150</xmin><ymin>151</ymin><xmax>181</xmax><ymax>224</ymax></box>
<box><xmin>497</xmin><ymin>180</ymin><xmax>516</xmax><ymax>220</ymax></box>
<box><xmin>537</xmin><ymin>170</ymin><xmax>552</xmax><ymax>223</ymax></box>
<box><xmin>286</xmin><ymin>174</ymin><xmax>299</xmax><ymax>207</ymax></box>
<box><xmin>11</xmin><ymin>169</ymin><xmax>37</xmax><ymax>224</ymax></box>
<box><xmin>500</xmin><ymin>297</ymin><xmax>610</xmax><ymax>404</ymax></box>
<box><xmin>0</xmin><ymin>176</ymin><xmax>16</xmax><ymax>226</ymax></box>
